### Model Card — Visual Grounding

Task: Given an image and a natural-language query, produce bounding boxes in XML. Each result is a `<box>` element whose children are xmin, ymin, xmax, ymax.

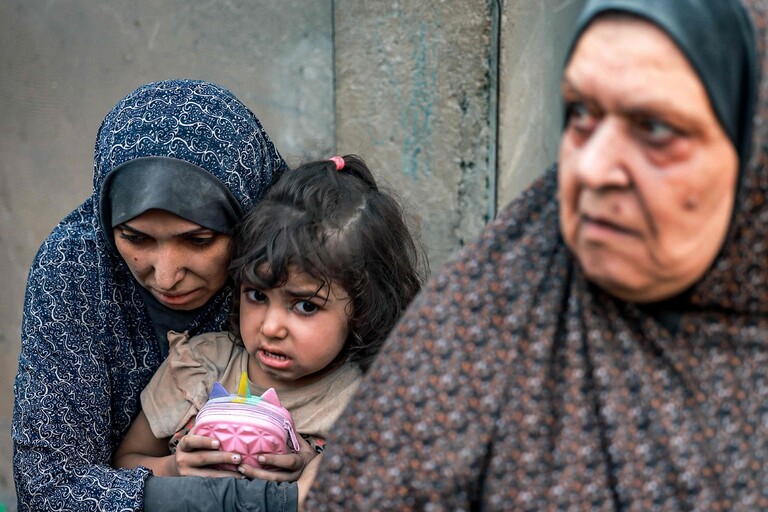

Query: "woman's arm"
<box><xmin>297</xmin><ymin>454</ymin><xmax>322</xmax><ymax>511</ymax></box>
<box><xmin>13</xmin><ymin>246</ymin><xmax>149</xmax><ymax>511</ymax></box>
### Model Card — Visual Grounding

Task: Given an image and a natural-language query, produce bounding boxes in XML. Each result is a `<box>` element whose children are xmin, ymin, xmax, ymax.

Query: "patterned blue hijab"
<box><xmin>95</xmin><ymin>79</ymin><xmax>289</xmax><ymax>351</ymax></box>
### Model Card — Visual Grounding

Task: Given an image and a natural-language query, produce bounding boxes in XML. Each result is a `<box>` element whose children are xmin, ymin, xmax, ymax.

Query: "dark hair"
<box><xmin>229</xmin><ymin>154</ymin><xmax>428</xmax><ymax>372</ymax></box>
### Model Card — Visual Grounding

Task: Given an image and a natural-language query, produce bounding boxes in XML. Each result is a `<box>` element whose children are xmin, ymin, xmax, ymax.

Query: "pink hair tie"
<box><xmin>329</xmin><ymin>155</ymin><xmax>345</xmax><ymax>171</ymax></box>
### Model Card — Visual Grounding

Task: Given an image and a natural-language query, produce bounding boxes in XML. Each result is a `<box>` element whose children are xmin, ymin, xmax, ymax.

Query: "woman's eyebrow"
<box><xmin>176</xmin><ymin>227</ymin><xmax>216</xmax><ymax>236</ymax></box>
<box><xmin>114</xmin><ymin>223</ymin><xmax>143</xmax><ymax>234</ymax></box>
<box><xmin>562</xmin><ymin>75</ymin><xmax>694</xmax><ymax>127</ymax></box>
<box><xmin>560</xmin><ymin>78</ymin><xmax>596</xmax><ymax>109</ymax></box>
<box><xmin>560</xmin><ymin>75</ymin><xmax>582</xmax><ymax>96</ymax></box>
<box><xmin>116</xmin><ymin>223</ymin><xmax>214</xmax><ymax>237</ymax></box>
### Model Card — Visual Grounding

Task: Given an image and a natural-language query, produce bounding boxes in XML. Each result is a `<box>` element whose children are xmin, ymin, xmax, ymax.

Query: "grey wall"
<box><xmin>334</xmin><ymin>0</ymin><xmax>494</xmax><ymax>267</ymax></box>
<box><xmin>498</xmin><ymin>0</ymin><xmax>585</xmax><ymax>205</ymax></box>
<box><xmin>0</xmin><ymin>1</ymin><xmax>583</xmax><ymax>508</ymax></box>
<box><xmin>333</xmin><ymin>0</ymin><xmax>584</xmax><ymax>268</ymax></box>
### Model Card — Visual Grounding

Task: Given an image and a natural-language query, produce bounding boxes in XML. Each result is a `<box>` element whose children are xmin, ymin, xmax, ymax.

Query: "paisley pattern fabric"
<box><xmin>12</xmin><ymin>79</ymin><xmax>286</xmax><ymax>511</ymax></box>
<box><xmin>307</xmin><ymin>1</ymin><xmax>768</xmax><ymax>510</ymax></box>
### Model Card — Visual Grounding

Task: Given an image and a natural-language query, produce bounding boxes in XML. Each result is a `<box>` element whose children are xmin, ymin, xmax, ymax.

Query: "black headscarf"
<box><xmin>105</xmin><ymin>156</ymin><xmax>242</xmax><ymax>235</ymax></box>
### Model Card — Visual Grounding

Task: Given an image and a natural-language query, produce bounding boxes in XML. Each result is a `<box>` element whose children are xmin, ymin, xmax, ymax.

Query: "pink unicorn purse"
<box><xmin>190</xmin><ymin>372</ymin><xmax>299</xmax><ymax>470</ymax></box>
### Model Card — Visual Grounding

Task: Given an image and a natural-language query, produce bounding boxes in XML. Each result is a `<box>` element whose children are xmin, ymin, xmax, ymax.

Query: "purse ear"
<box><xmin>260</xmin><ymin>387</ymin><xmax>282</xmax><ymax>407</ymax></box>
<box><xmin>208</xmin><ymin>381</ymin><xmax>229</xmax><ymax>399</ymax></box>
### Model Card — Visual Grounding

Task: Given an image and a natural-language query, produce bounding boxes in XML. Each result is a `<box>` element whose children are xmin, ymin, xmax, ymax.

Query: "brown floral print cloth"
<box><xmin>306</xmin><ymin>0</ymin><xmax>768</xmax><ymax>510</ymax></box>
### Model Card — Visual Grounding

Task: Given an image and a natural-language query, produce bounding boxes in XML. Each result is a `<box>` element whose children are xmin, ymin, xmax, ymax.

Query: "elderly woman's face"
<box><xmin>558</xmin><ymin>16</ymin><xmax>739</xmax><ymax>303</ymax></box>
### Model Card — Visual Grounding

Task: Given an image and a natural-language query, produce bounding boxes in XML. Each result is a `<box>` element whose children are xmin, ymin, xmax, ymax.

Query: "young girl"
<box><xmin>113</xmin><ymin>154</ymin><xmax>427</xmax><ymax>481</ymax></box>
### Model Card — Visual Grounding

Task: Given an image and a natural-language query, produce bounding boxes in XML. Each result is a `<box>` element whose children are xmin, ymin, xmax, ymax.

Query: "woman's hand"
<box><xmin>173</xmin><ymin>433</ymin><xmax>243</xmax><ymax>478</ymax></box>
<box><xmin>236</xmin><ymin>435</ymin><xmax>318</xmax><ymax>482</ymax></box>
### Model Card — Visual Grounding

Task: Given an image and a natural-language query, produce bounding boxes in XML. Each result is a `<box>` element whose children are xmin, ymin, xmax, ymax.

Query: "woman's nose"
<box><xmin>152</xmin><ymin>246</ymin><xmax>186</xmax><ymax>289</ymax></box>
<box><xmin>574</xmin><ymin>118</ymin><xmax>631</xmax><ymax>189</ymax></box>
<box><xmin>260</xmin><ymin>304</ymin><xmax>288</xmax><ymax>339</ymax></box>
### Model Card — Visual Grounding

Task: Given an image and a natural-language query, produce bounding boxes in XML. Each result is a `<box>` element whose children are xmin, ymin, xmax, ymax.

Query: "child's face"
<box><xmin>240</xmin><ymin>267</ymin><xmax>352</xmax><ymax>390</ymax></box>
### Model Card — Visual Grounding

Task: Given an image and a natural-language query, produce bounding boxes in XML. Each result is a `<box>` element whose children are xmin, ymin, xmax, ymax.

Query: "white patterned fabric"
<box><xmin>12</xmin><ymin>79</ymin><xmax>286</xmax><ymax>511</ymax></box>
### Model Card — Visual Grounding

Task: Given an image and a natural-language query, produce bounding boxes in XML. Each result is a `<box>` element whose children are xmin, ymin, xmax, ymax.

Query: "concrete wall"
<box><xmin>0</xmin><ymin>1</ymin><xmax>583</xmax><ymax>508</ymax></box>
<box><xmin>333</xmin><ymin>0</ymin><xmax>584</xmax><ymax>268</ymax></box>
<box><xmin>334</xmin><ymin>0</ymin><xmax>494</xmax><ymax>267</ymax></box>
<box><xmin>497</xmin><ymin>0</ymin><xmax>586</xmax><ymax>205</ymax></box>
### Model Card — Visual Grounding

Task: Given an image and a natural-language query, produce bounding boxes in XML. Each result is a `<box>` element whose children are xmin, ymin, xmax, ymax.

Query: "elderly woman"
<box><xmin>304</xmin><ymin>0</ymin><xmax>768</xmax><ymax>509</ymax></box>
<box><xmin>12</xmin><ymin>79</ymin><xmax>301</xmax><ymax>511</ymax></box>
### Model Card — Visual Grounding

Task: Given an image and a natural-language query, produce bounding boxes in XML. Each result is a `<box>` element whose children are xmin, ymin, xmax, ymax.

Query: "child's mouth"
<box><xmin>263</xmin><ymin>350</ymin><xmax>287</xmax><ymax>360</ymax></box>
<box><xmin>258</xmin><ymin>349</ymin><xmax>292</xmax><ymax>369</ymax></box>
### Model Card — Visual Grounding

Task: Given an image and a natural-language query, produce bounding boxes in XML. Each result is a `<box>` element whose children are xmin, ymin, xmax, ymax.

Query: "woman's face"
<box><xmin>558</xmin><ymin>16</ymin><xmax>739</xmax><ymax>303</ymax></box>
<box><xmin>113</xmin><ymin>209</ymin><xmax>231</xmax><ymax>310</ymax></box>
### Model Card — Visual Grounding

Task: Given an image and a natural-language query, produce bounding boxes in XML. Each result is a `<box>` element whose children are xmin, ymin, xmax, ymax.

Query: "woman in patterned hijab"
<box><xmin>305</xmin><ymin>0</ymin><xmax>768</xmax><ymax>509</ymax></box>
<box><xmin>13</xmin><ymin>79</ymin><xmax>293</xmax><ymax>511</ymax></box>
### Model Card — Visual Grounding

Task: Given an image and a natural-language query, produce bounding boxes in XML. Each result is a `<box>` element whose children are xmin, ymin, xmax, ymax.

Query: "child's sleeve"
<box><xmin>140</xmin><ymin>330</ymin><xmax>233</xmax><ymax>438</ymax></box>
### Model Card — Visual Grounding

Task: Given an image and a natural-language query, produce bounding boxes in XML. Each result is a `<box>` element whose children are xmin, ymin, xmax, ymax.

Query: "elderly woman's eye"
<box><xmin>636</xmin><ymin>118</ymin><xmax>680</xmax><ymax>146</ymax></box>
<box><xmin>565</xmin><ymin>101</ymin><xmax>596</xmax><ymax>134</ymax></box>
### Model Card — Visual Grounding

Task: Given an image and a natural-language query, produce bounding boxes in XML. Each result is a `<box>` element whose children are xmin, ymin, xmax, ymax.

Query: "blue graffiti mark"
<box><xmin>402</xmin><ymin>21</ymin><xmax>436</xmax><ymax>181</ymax></box>
<box><xmin>370</xmin><ymin>14</ymin><xmax>437</xmax><ymax>182</ymax></box>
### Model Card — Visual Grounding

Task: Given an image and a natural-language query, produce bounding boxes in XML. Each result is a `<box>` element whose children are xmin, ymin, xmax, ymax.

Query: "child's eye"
<box><xmin>293</xmin><ymin>300</ymin><xmax>319</xmax><ymax>315</ymax></box>
<box><xmin>244</xmin><ymin>289</ymin><xmax>267</xmax><ymax>303</ymax></box>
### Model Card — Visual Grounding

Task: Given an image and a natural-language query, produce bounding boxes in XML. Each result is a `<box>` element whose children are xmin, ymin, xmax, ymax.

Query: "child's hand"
<box><xmin>236</xmin><ymin>435</ymin><xmax>318</xmax><ymax>482</ymax></box>
<box><xmin>174</xmin><ymin>433</ymin><xmax>243</xmax><ymax>478</ymax></box>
